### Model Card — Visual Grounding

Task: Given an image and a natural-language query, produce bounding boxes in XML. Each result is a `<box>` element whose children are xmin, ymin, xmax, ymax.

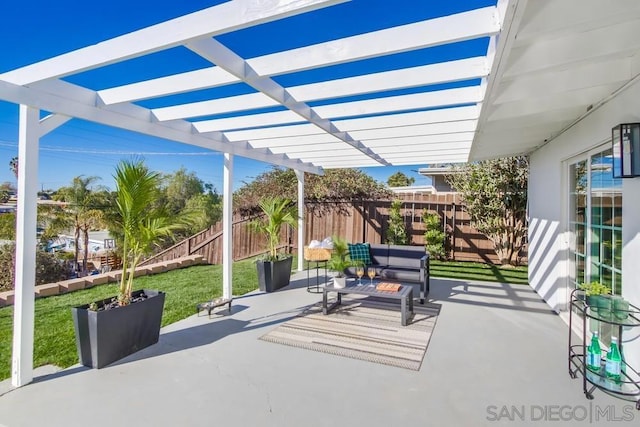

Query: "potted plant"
<box><xmin>71</xmin><ymin>159</ymin><xmax>180</xmax><ymax>368</ymax></box>
<box><xmin>252</xmin><ymin>196</ymin><xmax>298</xmax><ymax>293</ymax></box>
<box><xmin>327</xmin><ymin>236</ymin><xmax>351</xmax><ymax>288</ymax></box>
<box><xmin>578</xmin><ymin>281</ymin><xmax>611</xmax><ymax>308</ymax></box>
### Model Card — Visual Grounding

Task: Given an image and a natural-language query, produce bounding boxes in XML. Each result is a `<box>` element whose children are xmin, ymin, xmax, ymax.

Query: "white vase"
<box><xmin>333</xmin><ymin>276</ymin><xmax>346</xmax><ymax>288</ymax></box>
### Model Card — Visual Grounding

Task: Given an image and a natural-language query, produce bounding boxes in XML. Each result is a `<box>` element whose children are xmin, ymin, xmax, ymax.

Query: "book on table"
<box><xmin>376</xmin><ymin>282</ymin><xmax>402</xmax><ymax>292</ymax></box>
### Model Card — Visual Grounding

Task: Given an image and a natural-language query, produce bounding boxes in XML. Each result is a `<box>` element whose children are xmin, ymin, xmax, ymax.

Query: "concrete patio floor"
<box><xmin>0</xmin><ymin>272</ymin><xmax>635</xmax><ymax>426</ymax></box>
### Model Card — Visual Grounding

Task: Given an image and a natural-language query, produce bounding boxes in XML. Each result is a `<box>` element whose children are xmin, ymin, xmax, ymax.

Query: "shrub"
<box><xmin>386</xmin><ymin>200</ymin><xmax>408</xmax><ymax>245</ymax></box>
<box><xmin>0</xmin><ymin>243</ymin><xmax>71</xmax><ymax>291</ymax></box>
<box><xmin>423</xmin><ymin>211</ymin><xmax>447</xmax><ymax>260</ymax></box>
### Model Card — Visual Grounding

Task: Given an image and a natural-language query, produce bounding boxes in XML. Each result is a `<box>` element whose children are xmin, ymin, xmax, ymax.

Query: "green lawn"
<box><xmin>0</xmin><ymin>260</ymin><xmax>259</xmax><ymax>382</ymax></box>
<box><xmin>430</xmin><ymin>260</ymin><xmax>528</xmax><ymax>284</ymax></box>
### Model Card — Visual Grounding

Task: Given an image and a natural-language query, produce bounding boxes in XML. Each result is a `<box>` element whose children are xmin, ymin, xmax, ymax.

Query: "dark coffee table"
<box><xmin>322</xmin><ymin>282</ymin><xmax>414</xmax><ymax>326</ymax></box>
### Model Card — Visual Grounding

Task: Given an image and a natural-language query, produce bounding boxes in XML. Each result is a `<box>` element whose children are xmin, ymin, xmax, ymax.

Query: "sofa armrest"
<box><xmin>419</xmin><ymin>254</ymin><xmax>430</xmax><ymax>304</ymax></box>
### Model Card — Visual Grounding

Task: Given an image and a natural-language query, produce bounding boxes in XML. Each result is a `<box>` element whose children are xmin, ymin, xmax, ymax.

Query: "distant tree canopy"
<box><xmin>234</xmin><ymin>167</ymin><xmax>391</xmax><ymax>215</ymax></box>
<box><xmin>446</xmin><ymin>156</ymin><xmax>528</xmax><ymax>265</ymax></box>
<box><xmin>159</xmin><ymin>167</ymin><xmax>222</xmax><ymax>237</ymax></box>
<box><xmin>387</xmin><ymin>171</ymin><xmax>415</xmax><ymax>187</ymax></box>
<box><xmin>161</xmin><ymin>167</ymin><xmax>207</xmax><ymax>214</ymax></box>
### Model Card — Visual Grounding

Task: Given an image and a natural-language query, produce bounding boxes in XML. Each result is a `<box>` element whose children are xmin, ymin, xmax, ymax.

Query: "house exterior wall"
<box><xmin>529</xmin><ymin>80</ymin><xmax>640</xmax><ymax>378</ymax></box>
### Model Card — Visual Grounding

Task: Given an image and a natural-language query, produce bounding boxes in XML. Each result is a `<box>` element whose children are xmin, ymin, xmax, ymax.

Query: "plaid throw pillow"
<box><xmin>348</xmin><ymin>243</ymin><xmax>371</xmax><ymax>265</ymax></box>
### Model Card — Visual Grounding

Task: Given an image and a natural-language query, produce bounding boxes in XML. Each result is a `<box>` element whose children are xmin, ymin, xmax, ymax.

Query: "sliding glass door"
<box><xmin>568</xmin><ymin>147</ymin><xmax>622</xmax><ymax>342</ymax></box>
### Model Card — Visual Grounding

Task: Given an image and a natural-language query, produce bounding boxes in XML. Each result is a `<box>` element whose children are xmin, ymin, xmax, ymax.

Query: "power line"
<box><xmin>0</xmin><ymin>139</ymin><xmax>220</xmax><ymax>156</ymax></box>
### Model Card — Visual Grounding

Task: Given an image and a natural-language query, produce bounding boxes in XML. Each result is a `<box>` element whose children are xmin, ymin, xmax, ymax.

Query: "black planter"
<box><xmin>71</xmin><ymin>289</ymin><xmax>165</xmax><ymax>369</ymax></box>
<box><xmin>256</xmin><ymin>257</ymin><xmax>293</xmax><ymax>292</ymax></box>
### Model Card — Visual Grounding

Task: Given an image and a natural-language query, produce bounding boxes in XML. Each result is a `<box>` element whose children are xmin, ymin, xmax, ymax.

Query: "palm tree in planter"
<box><xmin>252</xmin><ymin>197</ymin><xmax>298</xmax><ymax>292</ymax></box>
<box><xmin>71</xmin><ymin>159</ymin><xmax>180</xmax><ymax>369</ymax></box>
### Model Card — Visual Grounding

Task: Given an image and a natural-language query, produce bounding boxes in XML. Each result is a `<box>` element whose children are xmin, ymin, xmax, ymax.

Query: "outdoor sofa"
<box><xmin>344</xmin><ymin>243</ymin><xmax>430</xmax><ymax>304</ymax></box>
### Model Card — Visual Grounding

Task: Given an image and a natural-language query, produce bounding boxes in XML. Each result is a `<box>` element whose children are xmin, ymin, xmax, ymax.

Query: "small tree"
<box><xmin>54</xmin><ymin>176</ymin><xmax>109</xmax><ymax>275</ymax></box>
<box><xmin>386</xmin><ymin>200</ymin><xmax>408</xmax><ymax>245</ymax></box>
<box><xmin>113</xmin><ymin>159</ymin><xmax>180</xmax><ymax>305</ymax></box>
<box><xmin>447</xmin><ymin>156</ymin><xmax>528</xmax><ymax>265</ymax></box>
<box><xmin>422</xmin><ymin>211</ymin><xmax>446</xmax><ymax>260</ymax></box>
<box><xmin>387</xmin><ymin>171</ymin><xmax>415</xmax><ymax>187</ymax></box>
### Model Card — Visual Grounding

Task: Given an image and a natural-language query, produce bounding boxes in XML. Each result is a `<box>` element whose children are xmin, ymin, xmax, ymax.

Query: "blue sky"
<box><xmin>0</xmin><ymin>0</ymin><xmax>493</xmax><ymax>192</ymax></box>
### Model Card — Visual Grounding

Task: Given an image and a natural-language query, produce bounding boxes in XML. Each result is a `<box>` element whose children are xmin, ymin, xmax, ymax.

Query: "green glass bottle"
<box><xmin>586</xmin><ymin>332</ymin><xmax>601</xmax><ymax>372</ymax></box>
<box><xmin>605</xmin><ymin>336</ymin><xmax>622</xmax><ymax>381</ymax></box>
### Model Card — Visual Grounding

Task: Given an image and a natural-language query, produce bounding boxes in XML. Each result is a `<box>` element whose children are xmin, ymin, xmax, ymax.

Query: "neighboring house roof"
<box><xmin>389</xmin><ymin>185</ymin><xmax>436</xmax><ymax>194</ymax></box>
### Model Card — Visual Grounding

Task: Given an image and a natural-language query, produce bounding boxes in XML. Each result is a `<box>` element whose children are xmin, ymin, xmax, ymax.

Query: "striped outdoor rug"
<box><xmin>259</xmin><ymin>296</ymin><xmax>439</xmax><ymax>370</ymax></box>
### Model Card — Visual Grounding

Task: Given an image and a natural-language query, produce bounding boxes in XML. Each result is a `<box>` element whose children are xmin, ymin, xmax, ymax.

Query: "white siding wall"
<box><xmin>529</xmin><ymin>80</ymin><xmax>640</xmax><ymax>377</ymax></box>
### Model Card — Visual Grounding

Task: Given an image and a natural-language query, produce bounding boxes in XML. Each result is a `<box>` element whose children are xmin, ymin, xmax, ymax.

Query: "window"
<box><xmin>569</xmin><ymin>147</ymin><xmax>622</xmax><ymax>293</ymax></box>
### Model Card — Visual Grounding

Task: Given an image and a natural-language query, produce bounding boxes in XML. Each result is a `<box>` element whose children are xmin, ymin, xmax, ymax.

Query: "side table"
<box><xmin>306</xmin><ymin>259</ymin><xmax>329</xmax><ymax>293</ymax></box>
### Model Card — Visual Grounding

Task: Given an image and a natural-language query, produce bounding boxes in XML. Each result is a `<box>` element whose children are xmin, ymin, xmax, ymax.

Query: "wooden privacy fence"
<box><xmin>142</xmin><ymin>193</ymin><xmax>527</xmax><ymax>266</ymax></box>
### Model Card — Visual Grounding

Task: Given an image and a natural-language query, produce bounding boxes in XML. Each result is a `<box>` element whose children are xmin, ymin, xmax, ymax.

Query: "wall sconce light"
<box><xmin>612</xmin><ymin>123</ymin><xmax>640</xmax><ymax>178</ymax></box>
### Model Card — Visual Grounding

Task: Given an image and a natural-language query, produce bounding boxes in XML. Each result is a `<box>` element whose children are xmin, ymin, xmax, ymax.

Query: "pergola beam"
<box><xmin>362</xmin><ymin>133</ymin><xmax>476</xmax><ymax>147</ymax></box>
<box><xmin>150</xmin><ymin>57</ymin><xmax>489</xmax><ymax>121</ymax></box>
<box><xmin>373</xmin><ymin>144</ymin><xmax>472</xmax><ymax>154</ymax></box>
<box><xmin>98</xmin><ymin>67</ymin><xmax>240</xmax><ymax>106</ymax></box>
<box><xmin>247</xmin><ymin>134</ymin><xmax>341</xmax><ymax>147</ymax></box>
<box><xmin>39</xmin><ymin>114</ymin><xmax>71</xmax><ymax>137</ymax></box>
<box><xmin>312</xmin><ymin>160</ymin><xmax>383</xmax><ymax>167</ymax></box>
<box><xmin>348</xmin><ymin>120</ymin><xmax>478</xmax><ymax>140</ymax></box>
<box><xmin>244</xmin><ymin>6</ymin><xmax>500</xmax><ymax>76</ymax></box>
<box><xmin>288</xmin><ymin>57</ymin><xmax>489</xmax><ymax>101</ymax></box>
<box><xmin>224</xmin><ymin>123</ymin><xmax>322</xmax><ymax>141</ymax></box>
<box><xmin>186</xmin><ymin>37</ymin><xmax>388</xmax><ymax>165</ymax></box>
<box><xmin>313</xmin><ymin>87</ymin><xmax>482</xmax><ymax>119</ymax></box>
<box><xmin>0</xmin><ymin>0</ymin><xmax>348</xmax><ymax>86</ymax></box>
<box><xmin>194</xmin><ymin>87</ymin><xmax>482</xmax><ymax>132</ymax></box>
<box><xmin>95</xmin><ymin>6</ymin><xmax>497</xmax><ymax>106</ymax></box>
<box><xmin>335</xmin><ymin>106</ymin><xmax>480</xmax><ymax>130</ymax></box>
<box><xmin>269</xmin><ymin>146</ymin><xmax>358</xmax><ymax>155</ymax></box>
<box><xmin>221</xmin><ymin>107</ymin><xmax>480</xmax><ymax>141</ymax></box>
<box><xmin>0</xmin><ymin>79</ymin><xmax>323</xmax><ymax>174</ymax></box>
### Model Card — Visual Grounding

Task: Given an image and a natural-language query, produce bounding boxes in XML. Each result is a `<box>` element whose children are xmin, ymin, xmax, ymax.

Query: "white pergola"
<box><xmin>7</xmin><ymin>0</ymin><xmax>636</xmax><ymax>388</ymax></box>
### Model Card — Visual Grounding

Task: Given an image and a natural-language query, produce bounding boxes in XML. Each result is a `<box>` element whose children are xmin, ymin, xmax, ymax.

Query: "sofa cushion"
<box><xmin>387</xmin><ymin>245</ymin><xmax>425</xmax><ymax>269</ymax></box>
<box><xmin>348</xmin><ymin>242</ymin><xmax>372</xmax><ymax>265</ymax></box>
<box><xmin>368</xmin><ymin>243</ymin><xmax>389</xmax><ymax>265</ymax></box>
<box><xmin>380</xmin><ymin>267</ymin><xmax>421</xmax><ymax>283</ymax></box>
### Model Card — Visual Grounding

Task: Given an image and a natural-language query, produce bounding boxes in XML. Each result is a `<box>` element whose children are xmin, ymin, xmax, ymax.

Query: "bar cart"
<box><xmin>568</xmin><ymin>289</ymin><xmax>640</xmax><ymax>410</ymax></box>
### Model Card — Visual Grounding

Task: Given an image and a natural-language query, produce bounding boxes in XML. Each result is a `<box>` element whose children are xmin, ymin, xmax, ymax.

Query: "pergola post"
<box><xmin>222</xmin><ymin>153</ymin><xmax>233</xmax><ymax>300</ymax></box>
<box><xmin>296</xmin><ymin>170</ymin><xmax>305</xmax><ymax>271</ymax></box>
<box><xmin>12</xmin><ymin>105</ymin><xmax>40</xmax><ymax>387</ymax></box>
